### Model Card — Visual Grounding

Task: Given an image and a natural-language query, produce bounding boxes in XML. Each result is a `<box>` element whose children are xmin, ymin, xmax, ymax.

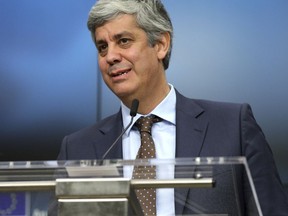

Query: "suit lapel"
<box><xmin>175</xmin><ymin>92</ymin><xmax>208</xmax><ymax>158</ymax></box>
<box><xmin>95</xmin><ymin>110</ymin><xmax>123</xmax><ymax>159</ymax></box>
<box><xmin>174</xmin><ymin>91</ymin><xmax>209</xmax><ymax>215</ymax></box>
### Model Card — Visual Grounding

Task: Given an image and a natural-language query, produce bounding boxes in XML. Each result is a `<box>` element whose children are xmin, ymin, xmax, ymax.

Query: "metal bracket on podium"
<box><xmin>56</xmin><ymin>178</ymin><xmax>143</xmax><ymax>216</ymax></box>
<box><xmin>55</xmin><ymin>177</ymin><xmax>214</xmax><ymax>216</ymax></box>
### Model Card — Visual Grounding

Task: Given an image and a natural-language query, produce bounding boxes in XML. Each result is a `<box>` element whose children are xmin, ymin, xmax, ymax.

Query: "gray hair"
<box><xmin>87</xmin><ymin>0</ymin><xmax>173</xmax><ymax>70</ymax></box>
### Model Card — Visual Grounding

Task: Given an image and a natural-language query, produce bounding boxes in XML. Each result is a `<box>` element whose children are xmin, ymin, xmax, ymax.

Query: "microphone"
<box><xmin>101</xmin><ymin>99</ymin><xmax>139</xmax><ymax>160</ymax></box>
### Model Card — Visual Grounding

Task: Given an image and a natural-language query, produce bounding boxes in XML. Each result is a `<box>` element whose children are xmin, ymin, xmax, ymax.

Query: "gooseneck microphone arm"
<box><xmin>101</xmin><ymin>99</ymin><xmax>139</xmax><ymax>160</ymax></box>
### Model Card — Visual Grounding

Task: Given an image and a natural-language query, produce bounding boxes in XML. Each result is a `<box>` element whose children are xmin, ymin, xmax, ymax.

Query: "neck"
<box><xmin>124</xmin><ymin>83</ymin><xmax>170</xmax><ymax>115</ymax></box>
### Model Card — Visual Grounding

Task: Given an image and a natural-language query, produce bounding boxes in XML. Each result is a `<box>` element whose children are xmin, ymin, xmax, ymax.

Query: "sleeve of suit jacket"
<box><xmin>240</xmin><ymin>103</ymin><xmax>288</xmax><ymax>215</ymax></box>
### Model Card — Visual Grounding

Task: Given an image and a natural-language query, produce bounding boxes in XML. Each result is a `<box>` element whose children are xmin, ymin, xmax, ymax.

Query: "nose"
<box><xmin>106</xmin><ymin>45</ymin><xmax>121</xmax><ymax>65</ymax></box>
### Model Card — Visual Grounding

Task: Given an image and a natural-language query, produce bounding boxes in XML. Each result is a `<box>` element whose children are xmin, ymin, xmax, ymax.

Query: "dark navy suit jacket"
<box><xmin>57</xmin><ymin>90</ymin><xmax>288</xmax><ymax>215</ymax></box>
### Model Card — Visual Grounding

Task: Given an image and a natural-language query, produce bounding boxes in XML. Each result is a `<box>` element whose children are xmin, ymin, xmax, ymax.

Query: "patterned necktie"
<box><xmin>132</xmin><ymin>115</ymin><xmax>161</xmax><ymax>216</ymax></box>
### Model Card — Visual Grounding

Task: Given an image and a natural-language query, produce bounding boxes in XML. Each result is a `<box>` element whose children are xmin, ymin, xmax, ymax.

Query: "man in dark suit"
<box><xmin>56</xmin><ymin>0</ymin><xmax>288</xmax><ymax>215</ymax></box>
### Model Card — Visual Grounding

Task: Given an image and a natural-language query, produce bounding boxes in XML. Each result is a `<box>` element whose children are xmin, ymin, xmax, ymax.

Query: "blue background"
<box><xmin>0</xmin><ymin>0</ymin><xmax>287</xmax><ymax>186</ymax></box>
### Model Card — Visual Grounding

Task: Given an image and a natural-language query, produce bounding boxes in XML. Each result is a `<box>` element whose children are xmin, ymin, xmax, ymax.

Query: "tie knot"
<box><xmin>135</xmin><ymin>115</ymin><xmax>161</xmax><ymax>134</ymax></box>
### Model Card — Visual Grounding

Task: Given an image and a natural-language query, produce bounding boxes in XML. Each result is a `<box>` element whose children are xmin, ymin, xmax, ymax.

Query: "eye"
<box><xmin>97</xmin><ymin>44</ymin><xmax>108</xmax><ymax>55</ymax></box>
<box><xmin>119</xmin><ymin>38</ymin><xmax>131</xmax><ymax>46</ymax></box>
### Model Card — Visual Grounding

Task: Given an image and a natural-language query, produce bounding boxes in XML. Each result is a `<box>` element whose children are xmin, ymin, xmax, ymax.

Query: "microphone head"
<box><xmin>130</xmin><ymin>99</ymin><xmax>139</xmax><ymax>117</ymax></box>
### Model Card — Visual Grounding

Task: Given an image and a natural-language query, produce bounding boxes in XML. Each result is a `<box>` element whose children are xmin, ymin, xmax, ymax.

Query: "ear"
<box><xmin>155</xmin><ymin>32</ymin><xmax>171</xmax><ymax>61</ymax></box>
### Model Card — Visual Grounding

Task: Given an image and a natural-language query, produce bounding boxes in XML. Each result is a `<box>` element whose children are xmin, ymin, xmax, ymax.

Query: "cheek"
<box><xmin>125</xmin><ymin>49</ymin><xmax>153</xmax><ymax>70</ymax></box>
<box><xmin>97</xmin><ymin>60</ymin><xmax>109</xmax><ymax>81</ymax></box>
<box><xmin>98</xmin><ymin>58</ymin><xmax>108</xmax><ymax>74</ymax></box>
<box><xmin>98</xmin><ymin>57</ymin><xmax>105</xmax><ymax>70</ymax></box>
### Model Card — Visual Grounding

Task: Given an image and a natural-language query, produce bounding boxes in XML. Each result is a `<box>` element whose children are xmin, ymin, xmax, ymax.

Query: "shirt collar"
<box><xmin>121</xmin><ymin>84</ymin><xmax>176</xmax><ymax>135</ymax></box>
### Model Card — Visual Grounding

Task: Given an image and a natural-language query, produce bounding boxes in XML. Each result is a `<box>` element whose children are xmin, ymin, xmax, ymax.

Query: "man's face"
<box><xmin>95</xmin><ymin>14</ymin><xmax>167</xmax><ymax>104</ymax></box>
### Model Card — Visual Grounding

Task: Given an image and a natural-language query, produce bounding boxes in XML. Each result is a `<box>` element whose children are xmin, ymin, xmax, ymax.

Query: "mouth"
<box><xmin>111</xmin><ymin>69</ymin><xmax>131</xmax><ymax>77</ymax></box>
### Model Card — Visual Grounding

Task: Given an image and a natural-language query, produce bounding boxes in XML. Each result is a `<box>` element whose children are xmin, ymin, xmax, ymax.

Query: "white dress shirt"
<box><xmin>122</xmin><ymin>84</ymin><xmax>176</xmax><ymax>216</ymax></box>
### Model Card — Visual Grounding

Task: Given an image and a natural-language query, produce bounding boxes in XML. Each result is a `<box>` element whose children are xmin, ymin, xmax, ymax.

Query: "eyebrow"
<box><xmin>114</xmin><ymin>31</ymin><xmax>134</xmax><ymax>40</ymax></box>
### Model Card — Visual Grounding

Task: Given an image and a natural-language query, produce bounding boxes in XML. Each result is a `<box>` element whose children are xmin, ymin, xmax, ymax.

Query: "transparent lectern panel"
<box><xmin>0</xmin><ymin>157</ymin><xmax>262</xmax><ymax>216</ymax></box>
<box><xmin>0</xmin><ymin>161</ymin><xmax>63</xmax><ymax>216</ymax></box>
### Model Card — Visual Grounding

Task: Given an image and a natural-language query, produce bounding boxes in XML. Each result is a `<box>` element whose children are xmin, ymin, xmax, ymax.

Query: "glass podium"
<box><xmin>0</xmin><ymin>157</ymin><xmax>263</xmax><ymax>216</ymax></box>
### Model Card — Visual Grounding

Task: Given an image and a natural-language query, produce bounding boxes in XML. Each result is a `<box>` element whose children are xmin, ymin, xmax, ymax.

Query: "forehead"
<box><xmin>95</xmin><ymin>14</ymin><xmax>141</xmax><ymax>39</ymax></box>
